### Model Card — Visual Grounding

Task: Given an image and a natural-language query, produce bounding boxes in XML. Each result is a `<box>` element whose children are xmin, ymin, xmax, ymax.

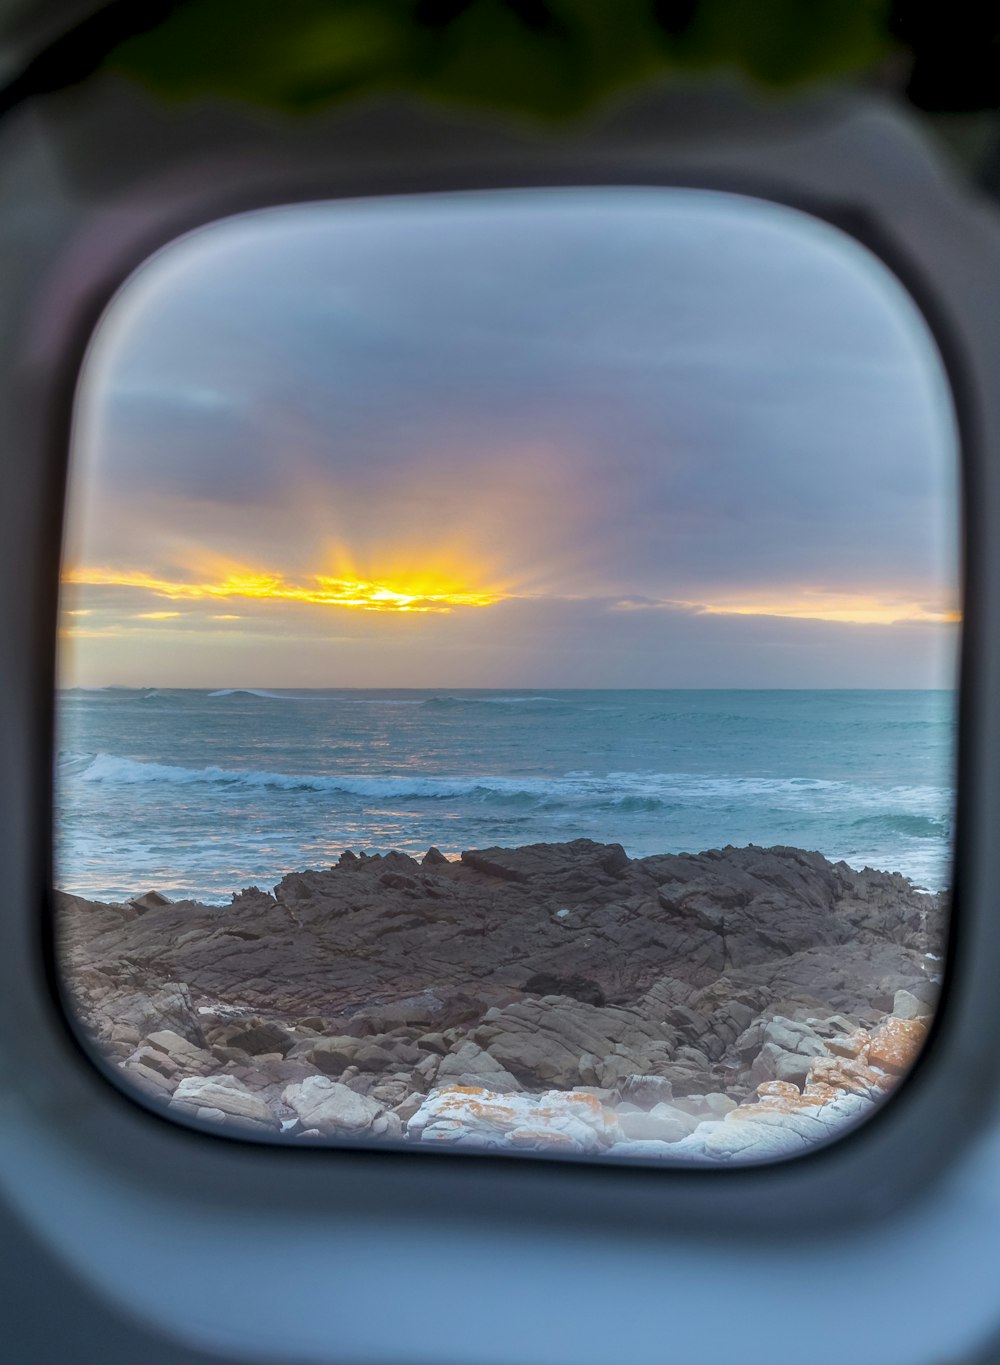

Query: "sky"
<box><xmin>60</xmin><ymin>188</ymin><xmax>960</xmax><ymax>689</ymax></box>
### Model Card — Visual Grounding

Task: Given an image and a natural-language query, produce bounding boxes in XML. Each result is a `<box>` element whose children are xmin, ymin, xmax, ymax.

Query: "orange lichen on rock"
<box><xmin>867</xmin><ymin>1016</ymin><xmax>928</xmax><ymax>1073</ymax></box>
<box><xmin>726</xmin><ymin>1080</ymin><xmax>819</xmax><ymax>1121</ymax></box>
<box><xmin>727</xmin><ymin>1052</ymin><xmax>896</xmax><ymax>1125</ymax></box>
<box><xmin>805</xmin><ymin>1054</ymin><xmax>893</xmax><ymax>1096</ymax></box>
<box><xmin>797</xmin><ymin>1080</ymin><xmax>844</xmax><ymax>1106</ymax></box>
<box><xmin>756</xmin><ymin>1081</ymin><xmax>802</xmax><ymax>1104</ymax></box>
<box><xmin>432</xmin><ymin>1085</ymin><xmax>520</xmax><ymax>1124</ymax></box>
<box><xmin>535</xmin><ymin>1093</ymin><xmax>602</xmax><ymax>1120</ymax></box>
<box><xmin>561</xmin><ymin>1092</ymin><xmax>606</xmax><ymax>1115</ymax></box>
<box><xmin>407</xmin><ymin>1084</ymin><xmax>624</xmax><ymax>1152</ymax></box>
<box><xmin>825</xmin><ymin>1028</ymin><xmax>872</xmax><ymax>1062</ymax></box>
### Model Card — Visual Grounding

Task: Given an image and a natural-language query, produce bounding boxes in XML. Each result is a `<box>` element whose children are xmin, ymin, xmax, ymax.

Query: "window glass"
<box><xmin>56</xmin><ymin>189</ymin><xmax>958</xmax><ymax>1160</ymax></box>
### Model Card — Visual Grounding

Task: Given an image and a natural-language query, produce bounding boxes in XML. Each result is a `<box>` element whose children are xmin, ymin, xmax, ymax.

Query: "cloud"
<box><xmin>58</xmin><ymin>591</ymin><xmax>960</xmax><ymax>690</ymax></box>
<box><xmin>65</xmin><ymin>188</ymin><xmax>960</xmax><ymax>686</ymax></box>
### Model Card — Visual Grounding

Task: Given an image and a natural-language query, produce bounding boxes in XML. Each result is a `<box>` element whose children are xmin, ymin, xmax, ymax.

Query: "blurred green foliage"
<box><xmin>102</xmin><ymin>0</ymin><xmax>899</xmax><ymax>119</ymax></box>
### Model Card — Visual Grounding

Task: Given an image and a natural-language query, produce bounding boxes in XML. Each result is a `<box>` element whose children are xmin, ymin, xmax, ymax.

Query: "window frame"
<box><xmin>1</xmin><ymin>75</ymin><xmax>999</xmax><ymax>1363</ymax></box>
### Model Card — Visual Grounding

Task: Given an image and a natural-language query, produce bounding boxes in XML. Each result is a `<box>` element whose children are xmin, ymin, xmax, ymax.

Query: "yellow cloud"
<box><xmin>62</xmin><ymin>562</ymin><xmax>959</xmax><ymax>629</ymax></box>
<box><xmin>62</xmin><ymin>565</ymin><xmax>505</xmax><ymax>614</ymax></box>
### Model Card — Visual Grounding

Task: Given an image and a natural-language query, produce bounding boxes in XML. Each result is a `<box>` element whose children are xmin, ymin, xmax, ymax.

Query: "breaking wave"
<box><xmin>59</xmin><ymin>750</ymin><xmax>950</xmax><ymax>820</ymax></box>
<box><xmin>208</xmin><ymin>688</ymin><xmax>306</xmax><ymax>701</ymax></box>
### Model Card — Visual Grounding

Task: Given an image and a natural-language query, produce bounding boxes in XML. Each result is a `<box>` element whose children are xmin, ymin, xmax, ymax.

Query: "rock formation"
<box><xmin>55</xmin><ymin>839</ymin><xmax>944</xmax><ymax>1162</ymax></box>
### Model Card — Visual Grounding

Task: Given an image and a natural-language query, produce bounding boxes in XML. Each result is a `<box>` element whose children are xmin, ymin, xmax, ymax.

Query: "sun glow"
<box><xmin>62</xmin><ymin>565</ymin><xmax>505</xmax><ymax>613</ymax></box>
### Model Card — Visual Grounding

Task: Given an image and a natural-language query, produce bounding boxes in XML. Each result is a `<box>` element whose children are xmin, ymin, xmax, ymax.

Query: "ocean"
<box><xmin>54</xmin><ymin>688</ymin><xmax>955</xmax><ymax>904</ymax></box>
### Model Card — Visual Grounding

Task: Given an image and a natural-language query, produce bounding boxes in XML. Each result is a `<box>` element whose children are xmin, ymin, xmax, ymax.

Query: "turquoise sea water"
<box><xmin>55</xmin><ymin>688</ymin><xmax>955</xmax><ymax>903</ymax></box>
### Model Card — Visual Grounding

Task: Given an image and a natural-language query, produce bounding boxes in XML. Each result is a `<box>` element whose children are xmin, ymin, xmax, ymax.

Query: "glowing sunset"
<box><xmin>60</xmin><ymin>188</ymin><xmax>959</xmax><ymax>688</ymax></box>
<box><xmin>62</xmin><ymin>564</ymin><xmax>505</xmax><ymax>613</ymax></box>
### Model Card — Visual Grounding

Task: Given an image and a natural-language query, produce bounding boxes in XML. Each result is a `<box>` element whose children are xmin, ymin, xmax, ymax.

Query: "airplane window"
<box><xmin>54</xmin><ymin>187</ymin><xmax>958</xmax><ymax>1162</ymax></box>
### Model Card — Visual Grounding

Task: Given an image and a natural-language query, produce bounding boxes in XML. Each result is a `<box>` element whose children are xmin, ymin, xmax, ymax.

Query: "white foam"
<box><xmin>62</xmin><ymin>752</ymin><xmax>952</xmax><ymax>820</ymax></box>
<box><xmin>207</xmin><ymin>688</ymin><xmax>300</xmax><ymax>701</ymax></box>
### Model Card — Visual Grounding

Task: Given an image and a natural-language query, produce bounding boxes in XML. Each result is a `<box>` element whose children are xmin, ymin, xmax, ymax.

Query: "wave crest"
<box><xmin>60</xmin><ymin>753</ymin><xmax>951</xmax><ymax>823</ymax></box>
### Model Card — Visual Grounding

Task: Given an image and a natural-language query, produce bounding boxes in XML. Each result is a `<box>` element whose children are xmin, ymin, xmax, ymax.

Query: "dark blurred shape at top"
<box><xmin>0</xmin><ymin>1</ymin><xmax>997</xmax><ymax>123</ymax></box>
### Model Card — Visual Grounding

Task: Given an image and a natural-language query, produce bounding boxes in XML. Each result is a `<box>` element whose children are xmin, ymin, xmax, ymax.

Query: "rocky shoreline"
<box><xmin>56</xmin><ymin>839</ymin><xmax>944</xmax><ymax>1162</ymax></box>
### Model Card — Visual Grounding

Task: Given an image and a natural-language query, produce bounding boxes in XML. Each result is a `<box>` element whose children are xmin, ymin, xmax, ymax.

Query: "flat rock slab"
<box><xmin>168</xmin><ymin>1075</ymin><xmax>280</xmax><ymax>1133</ymax></box>
<box><xmin>408</xmin><ymin>1085</ymin><xmax>624</xmax><ymax>1153</ymax></box>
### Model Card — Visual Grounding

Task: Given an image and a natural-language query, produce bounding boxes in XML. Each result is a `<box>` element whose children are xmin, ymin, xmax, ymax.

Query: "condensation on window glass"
<box><xmin>55</xmin><ymin>188</ymin><xmax>959</xmax><ymax>1161</ymax></box>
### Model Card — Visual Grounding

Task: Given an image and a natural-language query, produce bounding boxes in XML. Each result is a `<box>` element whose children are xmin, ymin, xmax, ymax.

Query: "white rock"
<box><xmin>649</xmin><ymin>1101</ymin><xmax>701</xmax><ymax>1133</ymax></box>
<box><xmin>700</xmin><ymin>1118</ymin><xmax>810</xmax><ymax>1161</ymax></box>
<box><xmin>407</xmin><ymin>1086</ymin><xmax>622</xmax><ymax>1153</ymax></box>
<box><xmin>663</xmin><ymin>1120</ymin><xmax>724</xmax><ymax>1157</ymax></box>
<box><xmin>168</xmin><ymin>1075</ymin><xmax>279</xmax><ymax>1131</ymax></box>
<box><xmin>723</xmin><ymin>1095</ymin><xmax>876</xmax><ymax>1145</ymax></box>
<box><xmin>281</xmin><ymin>1076</ymin><xmax>385</xmax><ymax>1137</ymax></box>
<box><xmin>893</xmin><ymin>988</ymin><xmax>933</xmax><ymax>1020</ymax></box>
<box><xmin>617</xmin><ymin>1109</ymin><xmax>692</xmax><ymax>1143</ymax></box>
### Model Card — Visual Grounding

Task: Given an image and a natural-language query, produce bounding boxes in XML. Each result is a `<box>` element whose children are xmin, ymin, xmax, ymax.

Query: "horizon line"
<box><xmin>56</xmin><ymin>683</ymin><xmax>959</xmax><ymax>693</ymax></box>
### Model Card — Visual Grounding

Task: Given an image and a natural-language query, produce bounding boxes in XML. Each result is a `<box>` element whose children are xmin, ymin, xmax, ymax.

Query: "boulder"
<box><xmin>168</xmin><ymin>1075</ymin><xmax>280</xmax><ymax>1133</ymax></box>
<box><xmin>435</xmin><ymin>1041</ymin><xmax>523</xmax><ymax>1091</ymax></box>
<box><xmin>407</xmin><ymin>1086</ymin><xmax>623</xmax><ymax>1153</ymax></box>
<box><xmin>293</xmin><ymin>1035</ymin><xmax>363</xmax><ymax>1073</ymax></box>
<box><xmin>892</xmin><ymin>988</ymin><xmax>932</xmax><ymax>1020</ymax></box>
<box><xmin>749</xmin><ymin>1038</ymin><xmax>828</xmax><ymax>1090</ymax></box>
<box><xmin>143</xmin><ymin>1029</ymin><xmax>216</xmax><ymax>1073</ymax></box>
<box><xmin>120</xmin><ymin>1060</ymin><xmax>178</xmax><ymax>1098</ymax></box>
<box><xmin>281</xmin><ymin>1076</ymin><xmax>386</xmax><ymax>1137</ymax></box>
<box><xmin>868</xmin><ymin>1017</ymin><xmax>928</xmax><ymax>1073</ymax></box>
